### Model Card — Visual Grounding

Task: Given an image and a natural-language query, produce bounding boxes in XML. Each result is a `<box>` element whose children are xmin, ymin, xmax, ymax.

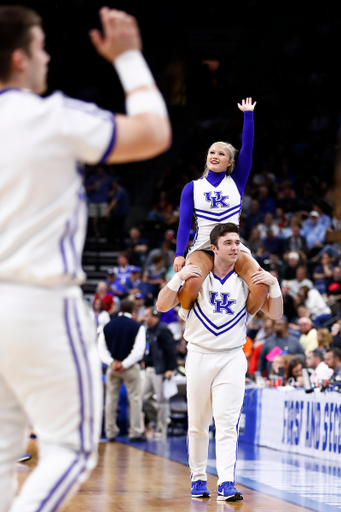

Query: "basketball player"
<box><xmin>173</xmin><ymin>99</ymin><xmax>268</xmax><ymax>321</ymax></box>
<box><xmin>157</xmin><ymin>223</ymin><xmax>283</xmax><ymax>501</ymax></box>
<box><xmin>0</xmin><ymin>6</ymin><xmax>170</xmax><ymax>512</ymax></box>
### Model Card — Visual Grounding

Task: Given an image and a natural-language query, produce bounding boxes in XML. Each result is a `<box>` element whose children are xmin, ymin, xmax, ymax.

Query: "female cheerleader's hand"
<box><xmin>250</xmin><ymin>268</ymin><xmax>277</xmax><ymax>286</ymax></box>
<box><xmin>178</xmin><ymin>264</ymin><xmax>202</xmax><ymax>281</ymax></box>
<box><xmin>173</xmin><ymin>256</ymin><xmax>186</xmax><ymax>272</ymax></box>
<box><xmin>238</xmin><ymin>97</ymin><xmax>257</xmax><ymax>112</ymax></box>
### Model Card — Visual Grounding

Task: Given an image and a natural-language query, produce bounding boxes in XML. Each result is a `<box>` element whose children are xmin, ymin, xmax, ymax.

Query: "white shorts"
<box><xmin>88</xmin><ymin>202</ymin><xmax>108</xmax><ymax>218</ymax></box>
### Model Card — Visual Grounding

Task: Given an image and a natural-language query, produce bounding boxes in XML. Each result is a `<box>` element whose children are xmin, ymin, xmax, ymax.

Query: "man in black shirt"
<box><xmin>142</xmin><ymin>306</ymin><xmax>177</xmax><ymax>438</ymax></box>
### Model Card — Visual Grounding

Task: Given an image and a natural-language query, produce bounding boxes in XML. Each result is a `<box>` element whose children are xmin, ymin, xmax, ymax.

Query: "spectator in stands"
<box><xmin>312</xmin><ymin>200</ymin><xmax>332</xmax><ymax>229</ymax></box>
<box><xmin>281</xmin><ymin>280</ymin><xmax>296</xmax><ymax>322</ymax></box>
<box><xmin>288</xmin><ymin>266</ymin><xmax>313</xmax><ymax>299</ymax></box>
<box><xmin>98</xmin><ymin>299</ymin><xmax>146</xmax><ymax>442</ymax></box>
<box><xmin>244</xmin><ymin>199</ymin><xmax>263</xmax><ymax>234</ymax></box>
<box><xmin>282</xmin><ymin>251</ymin><xmax>301</xmax><ymax>280</ymax></box>
<box><xmin>300</xmin><ymin>211</ymin><xmax>327</xmax><ymax>258</ymax></box>
<box><xmin>257</xmin><ymin>317</ymin><xmax>305</xmax><ymax>378</ymax></box>
<box><xmin>93</xmin><ymin>281</ymin><xmax>116</xmax><ymax>314</ymax></box>
<box><xmin>105</xmin><ymin>177</ymin><xmax>130</xmax><ymax>247</ymax></box>
<box><xmin>283</xmin><ymin>224</ymin><xmax>308</xmax><ymax>259</ymax></box>
<box><xmin>105</xmin><ymin>268</ymin><xmax>126</xmax><ymax>299</ymax></box>
<box><xmin>142</xmin><ymin>307</ymin><xmax>177</xmax><ymax>438</ymax></box>
<box><xmin>297</xmin><ymin>317</ymin><xmax>318</xmax><ymax>354</ymax></box>
<box><xmin>257</xmin><ymin>185</ymin><xmax>276</xmax><ymax>215</ymax></box>
<box><xmin>247</xmin><ymin>318</ymin><xmax>274</xmax><ymax>376</ymax></box>
<box><xmin>247</xmin><ymin>227</ymin><xmax>265</xmax><ymax>257</ymax></box>
<box><xmin>286</xmin><ymin>354</ymin><xmax>306</xmax><ymax>387</ymax></box>
<box><xmin>324</xmin><ymin>266</ymin><xmax>341</xmax><ymax>312</ymax></box>
<box><xmin>134</xmin><ymin>293</ymin><xmax>147</xmax><ymax>323</ymax></box>
<box><xmin>330</xmin><ymin>321</ymin><xmax>341</xmax><ymax>350</ymax></box>
<box><xmin>115</xmin><ymin>253</ymin><xmax>134</xmax><ymax>286</ymax></box>
<box><xmin>262</xmin><ymin>229</ymin><xmax>283</xmax><ymax>257</ymax></box>
<box><xmin>85</xmin><ymin>165</ymin><xmax>112</xmax><ymax>238</ymax></box>
<box><xmin>324</xmin><ymin>347</ymin><xmax>341</xmax><ymax>380</ymax></box>
<box><xmin>316</xmin><ymin>327</ymin><xmax>333</xmax><ymax>354</ymax></box>
<box><xmin>125</xmin><ymin>227</ymin><xmax>149</xmax><ymax>267</ymax></box>
<box><xmin>288</xmin><ymin>304</ymin><xmax>309</xmax><ymax>337</ymax></box>
<box><xmin>306</xmin><ymin>348</ymin><xmax>333</xmax><ymax>384</ymax></box>
<box><xmin>92</xmin><ymin>298</ymin><xmax>111</xmax><ymax>332</ymax></box>
<box><xmin>262</xmin><ymin>253</ymin><xmax>284</xmax><ymax>280</ymax></box>
<box><xmin>298</xmin><ymin>285</ymin><xmax>332</xmax><ymax>328</ymax></box>
<box><xmin>312</xmin><ymin>252</ymin><xmax>334</xmax><ymax>294</ymax></box>
<box><xmin>143</xmin><ymin>254</ymin><xmax>167</xmax><ymax>299</ymax></box>
<box><xmin>125</xmin><ymin>267</ymin><xmax>154</xmax><ymax>304</ymax></box>
<box><xmin>144</xmin><ymin>240</ymin><xmax>175</xmax><ymax>274</ymax></box>
<box><xmin>258</xmin><ymin>213</ymin><xmax>280</xmax><ymax>239</ymax></box>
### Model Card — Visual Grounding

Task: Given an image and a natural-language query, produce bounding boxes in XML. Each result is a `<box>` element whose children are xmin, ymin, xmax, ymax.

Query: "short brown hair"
<box><xmin>210</xmin><ymin>223</ymin><xmax>240</xmax><ymax>248</ymax></box>
<box><xmin>0</xmin><ymin>6</ymin><xmax>42</xmax><ymax>81</ymax></box>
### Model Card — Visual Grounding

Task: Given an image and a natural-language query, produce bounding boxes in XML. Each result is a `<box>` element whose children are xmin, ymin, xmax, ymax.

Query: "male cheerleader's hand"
<box><xmin>250</xmin><ymin>268</ymin><xmax>277</xmax><ymax>287</ymax></box>
<box><xmin>89</xmin><ymin>7</ymin><xmax>142</xmax><ymax>62</ymax></box>
<box><xmin>238</xmin><ymin>97</ymin><xmax>257</xmax><ymax>112</ymax></box>
<box><xmin>164</xmin><ymin>370</ymin><xmax>173</xmax><ymax>380</ymax></box>
<box><xmin>178</xmin><ymin>264</ymin><xmax>202</xmax><ymax>281</ymax></box>
<box><xmin>173</xmin><ymin>256</ymin><xmax>186</xmax><ymax>272</ymax></box>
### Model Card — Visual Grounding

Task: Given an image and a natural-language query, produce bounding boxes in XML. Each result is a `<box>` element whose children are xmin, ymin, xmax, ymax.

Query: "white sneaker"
<box><xmin>178</xmin><ymin>307</ymin><xmax>189</xmax><ymax>321</ymax></box>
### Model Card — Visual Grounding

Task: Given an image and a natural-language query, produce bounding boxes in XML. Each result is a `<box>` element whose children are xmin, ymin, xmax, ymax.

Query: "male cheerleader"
<box><xmin>157</xmin><ymin>223</ymin><xmax>282</xmax><ymax>501</ymax></box>
<box><xmin>0</xmin><ymin>6</ymin><xmax>170</xmax><ymax>512</ymax></box>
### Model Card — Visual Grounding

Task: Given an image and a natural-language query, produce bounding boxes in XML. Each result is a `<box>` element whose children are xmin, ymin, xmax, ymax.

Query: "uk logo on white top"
<box><xmin>204</xmin><ymin>191</ymin><xmax>230</xmax><ymax>209</ymax></box>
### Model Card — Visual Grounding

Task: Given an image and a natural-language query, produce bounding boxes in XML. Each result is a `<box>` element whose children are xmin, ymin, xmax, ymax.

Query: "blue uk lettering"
<box><xmin>209</xmin><ymin>292</ymin><xmax>236</xmax><ymax>314</ymax></box>
<box><xmin>204</xmin><ymin>191</ymin><xmax>230</xmax><ymax>209</ymax></box>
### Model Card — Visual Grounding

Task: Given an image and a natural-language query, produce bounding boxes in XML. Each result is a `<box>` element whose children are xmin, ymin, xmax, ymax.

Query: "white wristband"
<box><xmin>269</xmin><ymin>280</ymin><xmax>281</xmax><ymax>298</ymax></box>
<box><xmin>113</xmin><ymin>50</ymin><xmax>155</xmax><ymax>92</ymax></box>
<box><xmin>113</xmin><ymin>50</ymin><xmax>168</xmax><ymax>117</ymax></box>
<box><xmin>167</xmin><ymin>273</ymin><xmax>183</xmax><ymax>292</ymax></box>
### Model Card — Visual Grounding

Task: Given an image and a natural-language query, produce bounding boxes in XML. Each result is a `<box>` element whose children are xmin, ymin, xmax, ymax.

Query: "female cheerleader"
<box><xmin>174</xmin><ymin>98</ymin><xmax>268</xmax><ymax>320</ymax></box>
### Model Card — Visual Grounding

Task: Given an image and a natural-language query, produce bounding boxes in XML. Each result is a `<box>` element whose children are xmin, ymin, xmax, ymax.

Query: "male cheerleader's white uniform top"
<box><xmin>0</xmin><ymin>88</ymin><xmax>116</xmax><ymax>288</ymax></box>
<box><xmin>184</xmin><ymin>268</ymin><xmax>253</xmax><ymax>353</ymax></box>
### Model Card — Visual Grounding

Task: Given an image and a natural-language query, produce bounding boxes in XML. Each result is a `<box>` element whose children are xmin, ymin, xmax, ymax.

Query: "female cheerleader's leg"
<box><xmin>234</xmin><ymin>251</ymin><xmax>268</xmax><ymax>315</ymax></box>
<box><xmin>178</xmin><ymin>250</ymin><xmax>213</xmax><ymax>319</ymax></box>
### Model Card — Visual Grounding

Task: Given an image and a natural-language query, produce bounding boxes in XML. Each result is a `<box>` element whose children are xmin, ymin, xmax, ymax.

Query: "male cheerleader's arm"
<box><xmin>156</xmin><ymin>265</ymin><xmax>202</xmax><ymax>312</ymax></box>
<box><xmin>89</xmin><ymin>8</ymin><xmax>171</xmax><ymax>163</ymax></box>
<box><xmin>250</xmin><ymin>269</ymin><xmax>283</xmax><ymax>320</ymax></box>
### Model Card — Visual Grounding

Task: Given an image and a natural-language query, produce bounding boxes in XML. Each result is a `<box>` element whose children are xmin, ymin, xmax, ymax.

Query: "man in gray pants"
<box><xmin>142</xmin><ymin>307</ymin><xmax>177</xmax><ymax>438</ymax></box>
<box><xmin>98</xmin><ymin>299</ymin><xmax>146</xmax><ymax>442</ymax></box>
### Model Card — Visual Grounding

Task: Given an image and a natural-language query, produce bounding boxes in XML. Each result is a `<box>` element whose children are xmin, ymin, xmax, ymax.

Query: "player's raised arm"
<box><xmin>248</xmin><ymin>268</ymin><xmax>283</xmax><ymax>320</ymax></box>
<box><xmin>89</xmin><ymin>7</ymin><xmax>171</xmax><ymax>163</ymax></box>
<box><xmin>156</xmin><ymin>265</ymin><xmax>203</xmax><ymax>313</ymax></box>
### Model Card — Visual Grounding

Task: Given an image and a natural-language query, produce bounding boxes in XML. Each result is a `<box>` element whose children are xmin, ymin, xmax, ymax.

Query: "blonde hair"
<box><xmin>317</xmin><ymin>328</ymin><xmax>333</xmax><ymax>348</ymax></box>
<box><xmin>203</xmin><ymin>141</ymin><xmax>238</xmax><ymax>177</ymax></box>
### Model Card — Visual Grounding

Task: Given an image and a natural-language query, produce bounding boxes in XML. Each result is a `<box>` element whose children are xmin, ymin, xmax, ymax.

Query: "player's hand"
<box><xmin>173</xmin><ymin>256</ymin><xmax>185</xmax><ymax>272</ymax></box>
<box><xmin>237</xmin><ymin>97</ymin><xmax>256</xmax><ymax>112</ymax></box>
<box><xmin>89</xmin><ymin>7</ymin><xmax>142</xmax><ymax>62</ymax></box>
<box><xmin>178</xmin><ymin>264</ymin><xmax>202</xmax><ymax>281</ymax></box>
<box><xmin>250</xmin><ymin>268</ymin><xmax>276</xmax><ymax>286</ymax></box>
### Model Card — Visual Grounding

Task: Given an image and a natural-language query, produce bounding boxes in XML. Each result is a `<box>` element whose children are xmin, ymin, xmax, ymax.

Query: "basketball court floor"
<box><xmin>18</xmin><ymin>436</ymin><xmax>341</xmax><ymax>511</ymax></box>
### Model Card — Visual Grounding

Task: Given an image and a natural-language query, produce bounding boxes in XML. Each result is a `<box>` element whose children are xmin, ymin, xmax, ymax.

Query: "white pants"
<box><xmin>0</xmin><ymin>284</ymin><xmax>103</xmax><ymax>512</ymax></box>
<box><xmin>186</xmin><ymin>348</ymin><xmax>246</xmax><ymax>485</ymax></box>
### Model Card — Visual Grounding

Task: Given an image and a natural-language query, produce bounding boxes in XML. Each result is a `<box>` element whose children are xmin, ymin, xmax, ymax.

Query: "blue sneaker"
<box><xmin>217</xmin><ymin>481</ymin><xmax>243</xmax><ymax>501</ymax></box>
<box><xmin>191</xmin><ymin>480</ymin><xmax>211</xmax><ymax>498</ymax></box>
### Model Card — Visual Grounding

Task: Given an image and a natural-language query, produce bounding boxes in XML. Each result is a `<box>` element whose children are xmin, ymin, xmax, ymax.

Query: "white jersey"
<box><xmin>184</xmin><ymin>269</ymin><xmax>253</xmax><ymax>352</ymax></box>
<box><xmin>0</xmin><ymin>88</ymin><xmax>116</xmax><ymax>288</ymax></box>
<box><xmin>188</xmin><ymin>175</ymin><xmax>242</xmax><ymax>255</ymax></box>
